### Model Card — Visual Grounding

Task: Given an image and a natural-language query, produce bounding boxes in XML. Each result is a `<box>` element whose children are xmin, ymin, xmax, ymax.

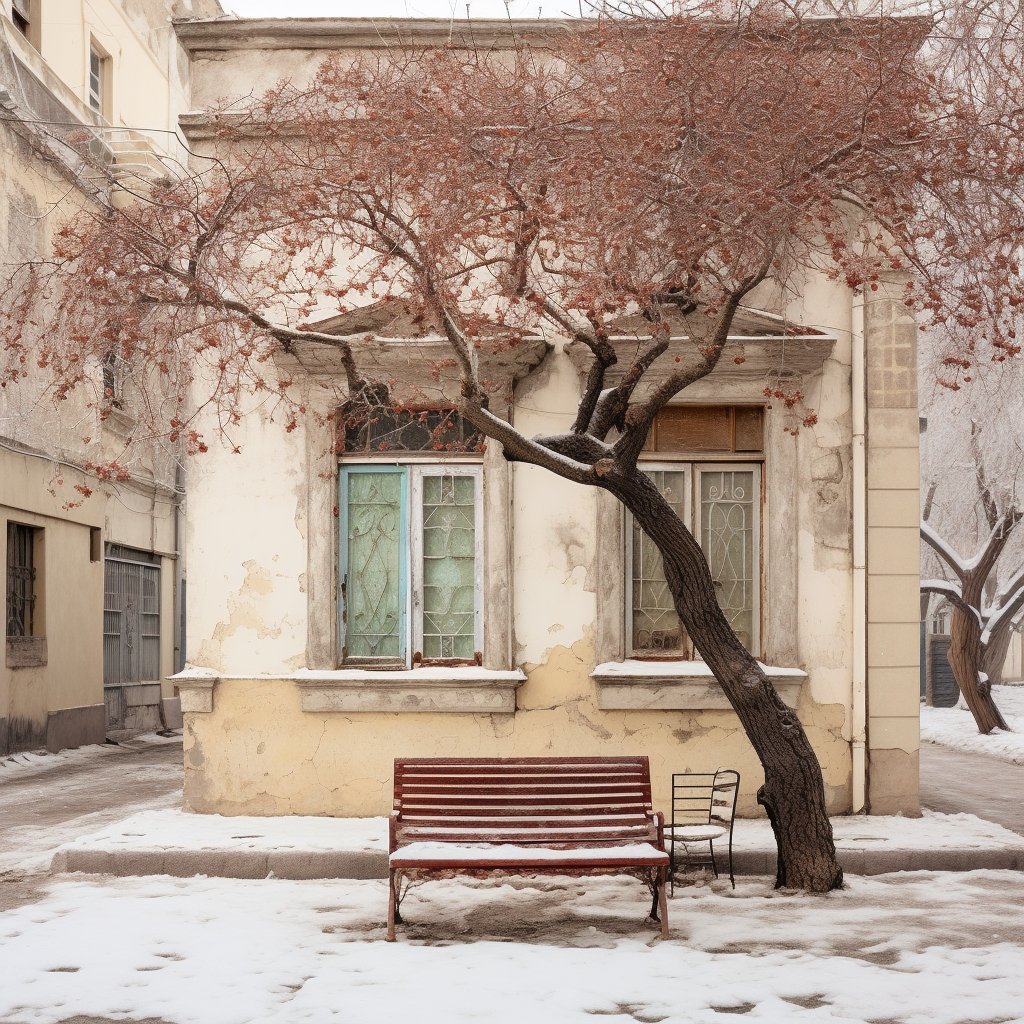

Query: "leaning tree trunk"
<box><xmin>947</xmin><ymin>604</ymin><xmax>1010</xmax><ymax>733</ymax></box>
<box><xmin>980</xmin><ymin>617</ymin><xmax>1013</xmax><ymax>689</ymax></box>
<box><xmin>610</xmin><ymin>472</ymin><xmax>843</xmax><ymax>892</ymax></box>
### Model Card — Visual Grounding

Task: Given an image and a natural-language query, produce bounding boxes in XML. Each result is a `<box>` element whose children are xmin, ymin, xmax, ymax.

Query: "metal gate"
<box><xmin>103</xmin><ymin>548</ymin><xmax>161</xmax><ymax>728</ymax></box>
<box><xmin>928</xmin><ymin>635</ymin><xmax>961</xmax><ymax>708</ymax></box>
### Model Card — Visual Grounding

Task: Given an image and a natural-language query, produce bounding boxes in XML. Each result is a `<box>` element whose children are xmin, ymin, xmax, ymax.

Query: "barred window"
<box><xmin>629</xmin><ymin>406</ymin><xmax>763</xmax><ymax>658</ymax></box>
<box><xmin>338</xmin><ymin>465</ymin><xmax>483</xmax><ymax>666</ymax></box>
<box><xmin>6</xmin><ymin>522</ymin><xmax>37</xmax><ymax>638</ymax></box>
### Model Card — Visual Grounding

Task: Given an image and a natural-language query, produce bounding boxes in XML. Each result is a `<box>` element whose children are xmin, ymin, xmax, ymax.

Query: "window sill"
<box><xmin>171</xmin><ymin>666</ymin><xmax>527</xmax><ymax>715</ymax></box>
<box><xmin>6</xmin><ymin>636</ymin><xmax>47</xmax><ymax>668</ymax></box>
<box><xmin>591</xmin><ymin>660</ymin><xmax>806</xmax><ymax>710</ymax></box>
<box><xmin>296</xmin><ymin>667</ymin><xmax>526</xmax><ymax>714</ymax></box>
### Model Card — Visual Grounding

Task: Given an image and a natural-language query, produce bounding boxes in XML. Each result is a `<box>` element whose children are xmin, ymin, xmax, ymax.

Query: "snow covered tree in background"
<box><xmin>920</xmin><ymin>359</ymin><xmax>1024</xmax><ymax>734</ymax></box>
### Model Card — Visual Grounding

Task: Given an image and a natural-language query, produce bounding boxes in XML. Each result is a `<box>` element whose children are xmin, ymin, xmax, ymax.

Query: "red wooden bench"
<box><xmin>387</xmin><ymin>755</ymin><xmax>670</xmax><ymax>941</ymax></box>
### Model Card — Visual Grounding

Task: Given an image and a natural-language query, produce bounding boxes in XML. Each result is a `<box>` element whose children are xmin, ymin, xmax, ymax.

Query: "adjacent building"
<box><xmin>1</xmin><ymin>0</ymin><xmax>221</xmax><ymax>755</ymax></box>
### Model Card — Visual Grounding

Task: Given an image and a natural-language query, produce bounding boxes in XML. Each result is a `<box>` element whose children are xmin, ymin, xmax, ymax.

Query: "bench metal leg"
<box><xmin>387</xmin><ymin>870</ymin><xmax>398</xmax><ymax>942</ymax></box>
<box><xmin>658</xmin><ymin>866</ymin><xmax>669</xmax><ymax>939</ymax></box>
<box><xmin>648</xmin><ymin>868</ymin><xmax>669</xmax><ymax>939</ymax></box>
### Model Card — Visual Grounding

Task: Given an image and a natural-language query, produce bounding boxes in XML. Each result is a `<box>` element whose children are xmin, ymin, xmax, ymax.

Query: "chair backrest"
<box><xmin>671</xmin><ymin>768</ymin><xmax>740</xmax><ymax>830</ymax></box>
<box><xmin>671</xmin><ymin>771</ymin><xmax>716</xmax><ymax>828</ymax></box>
<box><xmin>709</xmin><ymin>768</ymin><xmax>740</xmax><ymax>831</ymax></box>
<box><xmin>392</xmin><ymin>756</ymin><xmax>659</xmax><ymax>851</ymax></box>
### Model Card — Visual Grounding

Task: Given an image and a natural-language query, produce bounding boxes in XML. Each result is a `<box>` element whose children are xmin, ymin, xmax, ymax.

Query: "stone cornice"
<box><xmin>173</xmin><ymin>16</ymin><xmax>584</xmax><ymax>54</ymax></box>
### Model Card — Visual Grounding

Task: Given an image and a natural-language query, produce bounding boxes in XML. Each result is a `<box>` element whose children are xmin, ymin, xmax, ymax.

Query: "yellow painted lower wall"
<box><xmin>182</xmin><ymin>640</ymin><xmax>853</xmax><ymax>819</ymax></box>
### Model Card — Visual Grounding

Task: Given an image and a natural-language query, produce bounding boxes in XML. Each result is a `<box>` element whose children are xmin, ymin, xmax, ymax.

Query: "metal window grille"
<box><xmin>103</xmin><ymin>549</ymin><xmax>160</xmax><ymax>684</ymax></box>
<box><xmin>6</xmin><ymin>522</ymin><xmax>36</xmax><ymax>638</ymax></box>
<box><xmin>338</xmin><ymin>464</ymin><xmax>483</xmax><ymax>667</ymax></box>
<box><xmin>629</xmin><ymin>468</ymin><xmax>689</xmax><ymax>656</ymax></box>
<box><xmin>628</xmin><ymin>462</ymin><xmax>761</xmax><ymax>657</ymax></box>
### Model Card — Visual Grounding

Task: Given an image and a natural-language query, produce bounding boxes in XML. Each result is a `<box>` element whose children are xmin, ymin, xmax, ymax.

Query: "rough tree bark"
<box><xmin>922</xmin><ymin>514</ymin><xmax>1017</xmax><ymax>733</ymax></box>
<box><xmin>981</xmin><ymin>623</ymin><xmax>1014</xmax><ymax>688</ymax></box>
<box><xmin>946</xmin><ymin>604</ymin><xmax>1009</xmax><ymax>733</ymax></box>
<box><xmin>608</xmin><ymin>470</ymin><xmax>843</xmax><ymax>891</ymax></box>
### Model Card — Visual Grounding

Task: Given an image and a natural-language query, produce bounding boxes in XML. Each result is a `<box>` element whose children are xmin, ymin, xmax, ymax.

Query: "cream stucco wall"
<box><xmin>172</xmin><ymin>16</ymin><xmax>921</xmax><ymax>820</ymax></box>
<box><xmin>177</xmin><ymin>305</ymin><xmax>871</xmax><ymax>820</ymax></box>
<box><xmin>1</xmin><ymin>447</ymin><xmax>104</xmax><ymax>751</ymax></box>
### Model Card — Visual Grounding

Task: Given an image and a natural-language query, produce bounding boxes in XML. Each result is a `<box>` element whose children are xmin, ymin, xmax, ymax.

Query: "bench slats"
<box><xmin>388</xmin><ymin>755</ymin><xmax>668</xmax><ymax>941</ymax></box>
<box><xmin>398</xmin><ymin>799</ymin><xmax>651</xmax><ymax>812</ymax></box>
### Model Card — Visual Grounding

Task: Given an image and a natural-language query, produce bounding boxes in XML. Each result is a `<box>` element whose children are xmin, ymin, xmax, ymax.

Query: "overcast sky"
<box><xmin>226</xmin><ymin>0</ymin><xmax>581</xmax><ymax>18</ymax></box>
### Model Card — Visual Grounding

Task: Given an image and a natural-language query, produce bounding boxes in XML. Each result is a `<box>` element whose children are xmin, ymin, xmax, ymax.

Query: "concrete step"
<box><xmin>50</xmin><ymin>808</ymin><xmax>1024</xmax><ymax>880</ymax></box>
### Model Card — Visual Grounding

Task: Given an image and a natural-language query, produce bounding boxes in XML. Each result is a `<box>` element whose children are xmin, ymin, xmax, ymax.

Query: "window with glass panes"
<box><xmin>337</xmin><ymin>409</ymin><xmax>484</xmax><ymax>666</ymax></box>
<box><xmin>629</xmin><ymin>405</ymin><xmax>763</xmax><ymax>658</ymax></box>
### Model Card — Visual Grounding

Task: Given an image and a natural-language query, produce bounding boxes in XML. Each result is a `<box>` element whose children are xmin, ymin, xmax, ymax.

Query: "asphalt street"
<box><xmin>0</xmin><ymin>737</ymin><xmax>182</xmax><ymax>912</ymax></box>
<box><xmin>919</xmin><ymin>739</ymin><xmax>1024</xmax><ymax>835</ymax></box>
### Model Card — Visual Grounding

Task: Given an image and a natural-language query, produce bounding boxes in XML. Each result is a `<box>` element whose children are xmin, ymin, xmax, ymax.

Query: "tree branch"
<box><xmin>921</xmin><ymin>521</ymin><xmax>968</xmax><ymax>582</ymax></box>
<box><xmin>920</xmin><ymin>579</ymin><xmax>983</xmax><ymax>627</ymax></box>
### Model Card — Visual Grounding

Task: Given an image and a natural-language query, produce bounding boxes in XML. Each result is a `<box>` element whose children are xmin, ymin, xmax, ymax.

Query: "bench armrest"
<box><xmin>389</xmin><ymin>810</ymin><xmax>400</xmax><ymax>854</ymax></box>
<box><xmin>647</xmin><ymin>809</ymin><xmax>666</xmax><ymax>851</ymax></box>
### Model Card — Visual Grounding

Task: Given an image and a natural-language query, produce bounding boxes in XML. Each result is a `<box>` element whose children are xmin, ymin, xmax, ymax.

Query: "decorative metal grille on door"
<box><xmin>103</xmin><ymin>552</ymin><xmax>160</xmax><ymax>684</ymax></box>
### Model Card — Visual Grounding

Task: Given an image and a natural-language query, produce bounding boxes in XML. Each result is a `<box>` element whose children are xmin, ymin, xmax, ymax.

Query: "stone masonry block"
<box><xmin>868</xmin><ymin>529</ymin><xmax>921</xmax><ymax>577</ymax></box>
<box><xmin>867</xmin><ymin>623</ymin><xmax>920</xmax><ymax>667</ymax></box>
<box><xmin>868</xmin><ymin>448</ymin><xmax>919</xmax><ymax>489</ymax></box>
<box><xmin>867</xmin><ymin>409</ymin><xmax>920</xmax><ymax>447</ymax></box>
<box><xmin>867</xmin><ymin>574</ymin><xmax>921</xmax><ymax>623</ymax></box>
<box><xmin>867</xmin><ymin>489</ymin><xmax>919</xmax><ymax>528</ymax></box>
<box><xmin>867</xmin><ymin>667</ymin><xmax>924</xmax><ymax>717</ymax></box>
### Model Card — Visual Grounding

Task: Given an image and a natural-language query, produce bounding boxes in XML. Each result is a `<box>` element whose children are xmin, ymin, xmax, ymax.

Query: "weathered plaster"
<box><xmin>184</xmin><ymin>635</ymin><xmax>852</xmax><ymax>818</ymax></box>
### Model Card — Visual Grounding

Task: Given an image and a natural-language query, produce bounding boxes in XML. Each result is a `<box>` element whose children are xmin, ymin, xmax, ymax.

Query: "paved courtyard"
<box><xmin>2</xmin><ymin>734</ymin><xmax>1024</xmax><ymax>1022</ymax></box>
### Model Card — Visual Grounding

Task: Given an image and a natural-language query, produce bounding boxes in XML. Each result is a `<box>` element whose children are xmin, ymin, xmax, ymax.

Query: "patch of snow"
<box><xmin>729</xmin><ymin>810</ymin><xmax>1024</xmax><ymax>854</ymax></box>
<box><xmin>921</xmin><ymin>685</ymin><xmax>1024</xmax><ymax>765</ymax></box>
<box><xmin>295</xmin><ymin>666</ymin><xmax>526</xmax><ymax>682</ymax></box>
<box><xmin>0</xmin><ymin>733</ymin><xmax>180</xmax><ymax>783</ymax></box>
<box><xmin>54</xmin><ymin>808</ymin><xmax>1024</xmax><ymax>867</ymax></box>
<box><xmin>1</xmin><ymin>870</ymin><xmax>1024</xmax><ymax>1023</ymax></box>
<box><xmin>55</xmin><ymin>808</ymin><xmax>389</xmax><ymax>859</ymax></box>
<box><xmin>592</xmin><ymin>660</ymin><xmax>805</xmax><ymax>678</ymax></box>
<box><xmin>391</xmin><ymin>843</ymin><xmax>668</xmax><ymax>864</ymax></box>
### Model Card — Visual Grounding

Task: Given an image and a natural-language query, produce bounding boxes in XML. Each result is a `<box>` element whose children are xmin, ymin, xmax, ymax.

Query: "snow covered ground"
<box><xmin>0</xmin><ymin>733</ymin><xmax>181</xmax><ymax>780</ymax></box>
<box><xmin>921</xmin><ymin>684</ymin><xmax>1024</xmax><ymax>765</ymax></box>
<box><xmin>46</xmin><ymin>806</ymin><xmax>1024</xmax><ymax>875</ymax></box>
<box><xmin>1</xmin><ymin>870</ymin><xmax>1023</xmax><ymax>1024</ymax></box>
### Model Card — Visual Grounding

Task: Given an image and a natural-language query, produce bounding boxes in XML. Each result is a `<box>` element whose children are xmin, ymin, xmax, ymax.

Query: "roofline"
<box><xmin>172</xmin><ymin>11</ymin><xmax>930</xmax><ymax>54</ymax></box>
<box><xmin>172</xmin><ymin>17</ymin><xmax>584</xmax><ymax>53</ymax></box>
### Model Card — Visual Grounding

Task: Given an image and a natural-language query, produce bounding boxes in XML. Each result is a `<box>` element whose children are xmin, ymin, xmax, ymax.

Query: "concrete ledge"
<box><xmin>45</xmin><ymin>704</ymin><xmax>106</xmax><ymax>754</ymax></box>
<box><xmin>162</xmin><ymin>697</ymin><xmax>184</xmax><ymax>730</ymax></box>
<box><xmin>51</xmin><ymin>808</ymin><xmax>1024</xmax><ymax>881</ymax></box>
<box><xmin>592</xmin><ymin>661</ymin><xmax>805</xmax><ymax>710</ymax></box>
<box><xmin>732</xmin><ymin>846</ymin><xmax>1024</xmax><ymax>878</ymax></box>
<box><xmin>54</xmin><ymin>841</ymin><xmax>1024</xmax><ymax>881</ymax></box>
<box><xmin>7</xmin><ymin>636</ymin><xmax>47</xmax><ymax>668</ymax></box>
<box><xmin>171</xmin><ymin>667</ymin><xmax>528</xmax><ymax>715</ymax></box>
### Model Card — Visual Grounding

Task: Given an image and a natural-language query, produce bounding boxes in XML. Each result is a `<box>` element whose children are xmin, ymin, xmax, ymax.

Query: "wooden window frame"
<box><xmin>626</xmin><ymin>404</ymin><xmax>766</xmax><ymax>661</ymax></box>
<box><xmin>88</xmin><ymin>38</ymin><xmax>111</xmax><ymax>121</ymax></box>
<box><xmin>338</xmin><ymin>461</ymin><xmax>484</xmax><ymax>669</ymax></box>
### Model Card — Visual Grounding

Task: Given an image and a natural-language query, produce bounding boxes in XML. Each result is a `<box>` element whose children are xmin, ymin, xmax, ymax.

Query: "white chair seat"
<box><xmin>669</xmin><ymin>824</ymin><xmax>728</xmax><ymax>843</ymax></box>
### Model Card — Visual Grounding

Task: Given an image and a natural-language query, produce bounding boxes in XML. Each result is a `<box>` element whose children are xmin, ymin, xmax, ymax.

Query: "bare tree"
<box><xmin>3</xmin><ymin>1</ymin><xmax>1023</xmax><ymax>890</ymax></box>
<box><xmin>920</xmin><ymin>372</ymin><xmax>1024</xmax><ymax>732</ymax></box>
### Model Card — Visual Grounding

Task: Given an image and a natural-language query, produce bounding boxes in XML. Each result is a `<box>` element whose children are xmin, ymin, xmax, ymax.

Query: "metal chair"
<box><xmin>667</xmin><ymin>768</ymin><xmax>740</xmax><ymax>892</ymax></box>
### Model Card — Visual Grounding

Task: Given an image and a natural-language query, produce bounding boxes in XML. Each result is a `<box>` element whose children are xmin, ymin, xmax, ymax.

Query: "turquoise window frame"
<box><xmin>338</xmin><ymin>465</ymin><xmax>410</xmax><ymax>664</ymax></box>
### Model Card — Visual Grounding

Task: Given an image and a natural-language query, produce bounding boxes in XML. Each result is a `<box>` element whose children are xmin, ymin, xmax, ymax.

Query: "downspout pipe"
<box><xmin>851</xmin><ymin>291</ymin><xmax>868</xmax><ymax>813</ymax></box>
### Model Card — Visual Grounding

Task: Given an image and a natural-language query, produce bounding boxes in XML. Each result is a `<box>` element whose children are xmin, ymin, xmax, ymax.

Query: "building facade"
<box><xmin>1</xmin><ymin>0</ymin><xmax>220</xmax><ymax>755</ymax></box>
<box><xmin>169</xmin><ymin>17</ymin><xmax>922</xmax><ymax>819</ymax></box>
